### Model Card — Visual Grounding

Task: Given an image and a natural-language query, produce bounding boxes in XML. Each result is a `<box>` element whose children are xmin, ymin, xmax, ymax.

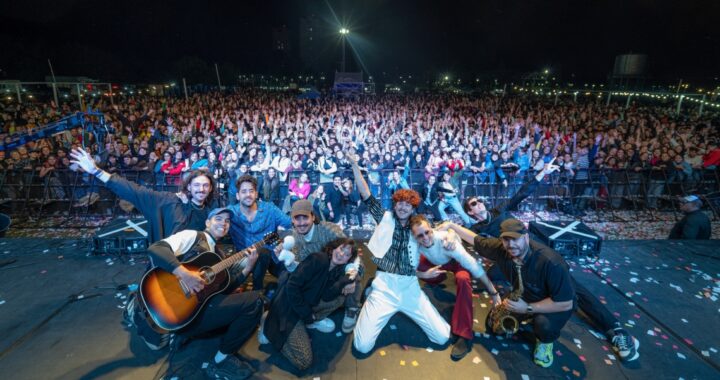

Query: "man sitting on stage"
<box><xmin>409</xmin><ymin>214</ymin><xmax>501</xmax><ymax>360</ymax></box>
<box><xmin>347</xmin><ymin>154</ymin><xmax>452</xmax><ymax>354</ymax></box>
<box><xmin>440</xmin><ymin>218</ymin><xmax>575</xmax><ymax>368</ymax></box>
<box><xmin>462</xmin><ymin>162</ymin><xmax>640</xmax><ymax>362</ymax></box>
<box><xmin>143</xmin><ymin>207</ymin><xmax>263</xmax><ymax>379</ymax></box>
<box><xmin>227</xmin><ymin>174</ymin><xmax>292</xmax><ymax>292</ymax></box>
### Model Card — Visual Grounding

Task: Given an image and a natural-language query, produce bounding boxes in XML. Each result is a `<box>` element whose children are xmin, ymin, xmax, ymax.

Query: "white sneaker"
<box><xmin>306</xmin><ymin>317</ymin><xmax>335</xmax><ymax>333</ymax></box>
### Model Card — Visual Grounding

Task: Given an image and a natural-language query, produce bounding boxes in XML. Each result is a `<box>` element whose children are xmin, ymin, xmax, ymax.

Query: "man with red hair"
<box><xmin>346</xmin><ymin>155</ymin><xmax>453</xmax><ymax>354</ymax></box>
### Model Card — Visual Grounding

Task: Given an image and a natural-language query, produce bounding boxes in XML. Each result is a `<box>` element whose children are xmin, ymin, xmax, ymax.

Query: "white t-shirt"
<box><xmin>417</xmin><ymin>230</ymin><xmax>485</xmax><ymax>278</ymax></box>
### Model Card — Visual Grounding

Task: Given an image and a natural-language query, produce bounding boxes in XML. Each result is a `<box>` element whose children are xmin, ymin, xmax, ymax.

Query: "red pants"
<box><xmin>418</xmin><ymin>256</ymin><xmax>474</xmax><ymax>340</ymax></box>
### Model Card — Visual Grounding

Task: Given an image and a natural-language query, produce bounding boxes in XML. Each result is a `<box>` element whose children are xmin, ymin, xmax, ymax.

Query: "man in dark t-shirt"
<box><xmin>440</xmin><ymin>218</ymin><xmax>574</xmax><ymax>368</ymax></box>
<box><xmin>669</xmin><ymin>195</ymin><xmax>711</xmax><ymax>239</ymax></box>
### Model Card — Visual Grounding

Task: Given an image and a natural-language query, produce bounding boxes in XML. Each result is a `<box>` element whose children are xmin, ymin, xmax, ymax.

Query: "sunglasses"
<box><xmin>415</xmin><ymin>230</ymin><xmax>432</xmax><ymax>238</ymax></box>
<box><xmin>468</xmin><ymin>199</ymin><xmax>479</xmax><ymax>207</ymax></box>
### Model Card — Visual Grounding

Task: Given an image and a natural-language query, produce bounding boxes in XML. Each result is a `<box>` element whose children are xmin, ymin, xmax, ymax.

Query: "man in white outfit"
<box><xmin>346</xmin><ymin>154</ymin><xmax>452</xmax><ymax>354</ymax></box>
<box><xmin>409</xmin><ymin>214</ymin><xmax>501</xmax><ymax>360</ymax></box>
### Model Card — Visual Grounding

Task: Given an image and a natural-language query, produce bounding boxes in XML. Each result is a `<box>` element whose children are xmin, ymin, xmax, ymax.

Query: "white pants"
<box><xmin>353</xmin><ymin>272</ymin><xmax>450</xmax><ymax>353</ymax></box>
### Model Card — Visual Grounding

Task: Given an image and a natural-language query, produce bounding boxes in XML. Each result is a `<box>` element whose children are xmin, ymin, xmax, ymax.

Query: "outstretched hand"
<box><xmin>69</xmin><ymin>148</ymin><xmax>98</xmax><ymax>174</ymax></box>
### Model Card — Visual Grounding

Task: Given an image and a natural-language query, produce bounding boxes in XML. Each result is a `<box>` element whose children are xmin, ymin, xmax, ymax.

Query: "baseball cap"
<box><xmin>500</xmin><ymin>218</ymin><xmax>528</xmax><ymax>239</ymax></box>
<box><xmin>291</xmin><ymin>199</ymin><xmax>313</xmax><ymax>218</ymax></box>
<box><xmin>207</xmin><ymin>207</ymin><xmax>233</xmax><ymax>219</ymax></box>
<box><xmin>679</xmin><ymin>195</ymin><xmax>700</xmax><ymax>203</ymax></box>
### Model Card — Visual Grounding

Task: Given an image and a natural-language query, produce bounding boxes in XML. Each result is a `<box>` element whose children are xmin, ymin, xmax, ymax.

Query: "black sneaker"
<box><xmin>450</xmin><ymin>337</ymin><xmax>472</xmax><ymax>361</ymax></box>
<box><xmin>205</xmin><ymin>354</ymin><xmax>254</xmax><ymax>380</ymax></box>
<box><xmin>611</xmin><ymin>328</ymin><xmax>640</xmax><ymax>362</ymax></box>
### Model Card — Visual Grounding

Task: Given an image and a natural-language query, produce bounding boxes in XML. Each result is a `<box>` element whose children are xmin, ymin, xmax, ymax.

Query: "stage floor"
<box><xmin>0</xmin><ymin>238</ymin><xmax>718</xmax><ymax>380</ymax></box>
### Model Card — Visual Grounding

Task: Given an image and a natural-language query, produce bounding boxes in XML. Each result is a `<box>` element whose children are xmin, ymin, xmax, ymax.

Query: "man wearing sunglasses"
<box><xmin>463</xmin><ymin>158</ymin><xmax>559</xmax><ymax>237</ymax></box>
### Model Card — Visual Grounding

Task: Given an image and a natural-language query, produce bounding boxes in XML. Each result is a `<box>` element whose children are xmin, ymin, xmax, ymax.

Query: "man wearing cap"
<box><xmin>227</xmin><ymin>174</ymin><xmax>292</xmax><ymax>291</ymax></box>
<box><xmin>439</xmin><ymin>218</ymin><xmax>575</xmax><ymax>368</ymax></box>
<box><xmin>346</xmin><ymin>154</ymin><xmax>452</xmax><ymax>354</ymax></box>
<box><xmin>142</xmin><ymin>207</ymin><xmax>264</xmax><ymax>379</ymax></box>
<box><xmin>273</xmin><ymin>199</ymin><xmax>363</xmax><ymax>334</ymax></box>
<box><xmin>669</xmin><ymin>195</ymin><xmax>711</xmax><ymax>239</ymax></box>
<box><xmin>461</xmin><ymin>159</ymin><xmax>640</xmax><ymax>363</ymax></box>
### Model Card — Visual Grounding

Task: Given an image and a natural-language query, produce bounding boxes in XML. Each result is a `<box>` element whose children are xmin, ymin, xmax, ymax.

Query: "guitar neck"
<box><xmin>210</xmin><ymin>240</ymin><xmax>267</xmax><ymax>273</ymax></box>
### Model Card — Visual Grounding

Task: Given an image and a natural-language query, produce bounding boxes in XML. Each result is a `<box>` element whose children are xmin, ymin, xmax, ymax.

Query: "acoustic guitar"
<box><xmin>139</xmin><ymin>232</ymin><xmax>279</xmax><ymax>331</ymax></box>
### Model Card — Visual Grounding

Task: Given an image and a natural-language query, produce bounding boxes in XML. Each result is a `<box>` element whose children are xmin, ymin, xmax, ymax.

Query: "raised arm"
<box><xmin>347</xmin><ymin>153</ymin><xmax>371</xmax><ymax>200</ymax></box>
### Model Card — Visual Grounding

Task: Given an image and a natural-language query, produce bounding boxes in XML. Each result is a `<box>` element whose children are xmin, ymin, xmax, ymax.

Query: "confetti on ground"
<box><xmin>521</xmin><ymin>375</ymin><xmax>530</xmax><ymax>380</ymax></box>
<box><xmin>677</xmin><ymin>353</ymin><xmax>686</xmax><ymax>359</ymax></box>
<box><xmin>411</xmin><ymin>360</ymin><xmax>419</xmax><ymax>367</ymax></box>
<box><xmin>491</xmin><ymin>348</ymin><xmax>499</xmax><ymax>355</ymax></box>
<box><xmin>335</xmin><ymin>331</ymin><xmax>342</xmax><ymax>337</ymax></box>
<box><xmin>472</xmin><ymin>356</ymin><xmax>481</xmax><ymax>364</ymax></box>
<box><xmin>572</xmin><ymin>370</ymin><xmax>581</xmax><ymax>377</ymax></box>
<box><xmin>379</xmin><ymin>350</ymin><xmax>386</xmax><ymax>356</ymax></box>
<box><xmin>0</xmin><ymin>300</ymin><xmax>5</xmax><ymax>305</ymax></box>
<box><xmin>201</xmin><ymin>362</ymin><xmax>208</xmax><ymax>369</ymax></box>
<box><xmin>425</xmin><ymin>347</ymin><xmax>433</xmax><ymax>352</ymax></box>
<box><xmin>399</xmin><ymin>360</ymin><xmax>405</xmax><ymax>366</ymax></box>
<box><xmin>389</xmin><ymin>324</ymin><xmax>397</xmax><ymax>330</ymax></box>
<box><xmin>604</xmin><ymin>359</ymin><xmax>613</xmax><ymax>365</ymax></box>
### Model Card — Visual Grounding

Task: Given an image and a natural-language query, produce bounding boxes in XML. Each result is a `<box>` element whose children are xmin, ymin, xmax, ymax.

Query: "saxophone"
<box><xmin>489</xmin><ymin>261</ymin><xmax>523</xmax><ymax>336</ymax></box>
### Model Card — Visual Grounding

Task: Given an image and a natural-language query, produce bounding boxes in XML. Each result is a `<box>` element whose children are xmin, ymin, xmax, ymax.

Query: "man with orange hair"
<box><xmin>346</xmin><ymin>154</ymin><xmax>453</xmax><ymax>354</ymax></box>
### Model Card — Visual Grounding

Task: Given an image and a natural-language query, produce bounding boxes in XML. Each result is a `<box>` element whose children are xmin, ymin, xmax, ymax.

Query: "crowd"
<box><xmin>3</xmin><ymin>88</ymin><xmax>715</xmax><ymax>376</ymax></box>
<box><xmin>1</xmin><ymin>89</ymin><xmax>719</xmax><ymax>221</ymax></box>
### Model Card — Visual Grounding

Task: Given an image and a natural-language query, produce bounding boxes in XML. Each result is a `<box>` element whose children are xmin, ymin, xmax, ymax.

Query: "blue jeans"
<box><xmin>438</xmin><ymin>195</ymin><xmax>471</xmax><ymax>225</ymax></box>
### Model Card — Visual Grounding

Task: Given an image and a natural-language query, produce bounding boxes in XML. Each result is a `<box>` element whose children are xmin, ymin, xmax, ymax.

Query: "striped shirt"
<box><xmin>364</xmin><ymin>196</ymin><xmax>416</xmax><ymax>276</ymax></box>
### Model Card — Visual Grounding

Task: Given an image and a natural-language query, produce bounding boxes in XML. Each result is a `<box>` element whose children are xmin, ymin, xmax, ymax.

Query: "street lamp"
<box><xmin>339</xmin><ymin>28</ymin><xmax>349</xmax><ymax>72</ymax></box>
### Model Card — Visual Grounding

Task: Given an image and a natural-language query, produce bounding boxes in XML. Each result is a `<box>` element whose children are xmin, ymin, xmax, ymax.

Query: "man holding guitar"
<box><xmin>143</xmin><ymin>207</ymin><xmax>265</xmax><ymax>380</ymax></box>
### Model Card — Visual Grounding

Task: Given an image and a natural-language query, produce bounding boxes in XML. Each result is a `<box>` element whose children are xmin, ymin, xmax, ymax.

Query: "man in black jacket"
<box><xmin>668</xmin><ymin>195</ymin><xmax>712</xmax><ymax>239</ymax></box>
<box><xmin>464</xmin><ymin>160</ymin><xmax>559</xmax><ymax>237</ymax></box>
<box><xmin>70</xmin><ymin>147</ymin><xmax>217</xmax><ymax>243</ymax></box>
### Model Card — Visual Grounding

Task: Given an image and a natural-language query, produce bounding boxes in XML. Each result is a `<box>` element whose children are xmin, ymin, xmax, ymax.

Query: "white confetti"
<box><xmin>681</xmin><ymin>318</ymin><xmax>688</xmax><ymax>323</ymax></box>
<box><xmin>472</xmin><ymin>356</ymin><xmax>481</xmax><ymax>364</ymax></box>
<box><xmin>201</xmin><ymin>362</ymin><xmax>209</xmax><ymax>369</ymax></box>
<box><xmin>677</xmin><ymin>352</ymin><xmax>686</xmax><ymax>359</ymax></box>
<box><xmin>521</xmin><ymin>375</ymin><xmax>530</xmax><ymax>380</ymax></box>
<box><xmin>607</xmin><ymin>354</ymin><xmax>616</xmax><ymax>361</ymax></box>
<box><xmin>491</xmin><ymin>348</ymin><xmax>499</xmax><ymax>355</ymax></box>
<box><xmin>710</xmin><ymin>347</ymin><xmax>718</xmax><ymax>353</ymax></box>
<box><xmin>0</xmin><ymin>300</ymin><xmax>5</xmax><ymax>305</ymax></box>
<box><xmin>335</xmin><ymin>331</ymin><xmax>342</xmax><ymax>337</ymax></box>
<box><xmin>43</xmin><ymin>249</ymin><xmax>49</xmax><ymax>253</ymax></box>
<box><xmin>389</xmin><ymin>324</ymin><xmax>397</xmax><ymax>330</ymax></box>
<box><xmin>480</xmin><ymin>303</ymin><xmax>487</xmax><ymax>308</ymax></box>
<box><xmin>426</xmin><ymin>347</ymin><xmax>434</xmax><ymax>352</ymax></box>
<box><xmin>701</xmin><ymin>350</ymin><xmax>710</xmax><ymax>357</ymax></box>
<box><xmin>647</xmin><ymin>330</ymin><xmax>656</xmax><ymax>336</ymax></box>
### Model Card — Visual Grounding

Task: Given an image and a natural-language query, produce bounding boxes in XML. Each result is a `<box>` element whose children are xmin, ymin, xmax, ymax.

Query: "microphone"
<box><xmin>277</xmin><ymin>235</ymin><xmax>298</xmax><ymax>272</ymax></box>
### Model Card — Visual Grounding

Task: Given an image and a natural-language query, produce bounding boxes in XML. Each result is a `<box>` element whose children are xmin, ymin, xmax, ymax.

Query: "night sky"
<box><xmin>1</xmin><ymin>0</ymin><xmax>717</xmax><ymax>85</ymax></box>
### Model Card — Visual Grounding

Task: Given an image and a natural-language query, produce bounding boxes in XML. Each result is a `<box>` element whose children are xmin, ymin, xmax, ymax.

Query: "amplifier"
<box><xmin>93</xmin><ymin>218</ymin><xmax>149</xmax><ymax>255</ymax></box>
<box><xmin>529</xmin><ymin>220</ymin><xmax>601</xmax><ymax>257</ymax></box>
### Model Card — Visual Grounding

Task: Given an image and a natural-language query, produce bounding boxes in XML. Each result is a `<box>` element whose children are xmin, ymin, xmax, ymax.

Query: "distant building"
<box><xmin>299</xmin><ymin>15</ymin><xmax>322</xmax><ymax>72</ymax></box>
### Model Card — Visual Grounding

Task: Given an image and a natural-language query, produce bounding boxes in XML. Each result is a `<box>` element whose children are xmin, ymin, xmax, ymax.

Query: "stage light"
<box><xmin>339</xmin><ymin>28</ymin><xmax>349</xmax><ymax>35</ymax></box>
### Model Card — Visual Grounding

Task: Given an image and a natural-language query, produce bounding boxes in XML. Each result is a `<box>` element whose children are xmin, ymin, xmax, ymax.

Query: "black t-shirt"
<box><xmin>473</xmin><ymin>236</ymin><xmax>576</xmax><ymax>306</ymax></box>
<box><xmin>180</xmin><ymin>203</ymin><xmax>210</xmax><ymax>235</ymax></box>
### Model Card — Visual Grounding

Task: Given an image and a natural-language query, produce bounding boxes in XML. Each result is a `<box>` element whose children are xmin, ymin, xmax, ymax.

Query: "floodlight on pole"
<box><xmin>339</xmin><ymin>28</ymin><xmax>350</xmax><ymax>72</ymax></box>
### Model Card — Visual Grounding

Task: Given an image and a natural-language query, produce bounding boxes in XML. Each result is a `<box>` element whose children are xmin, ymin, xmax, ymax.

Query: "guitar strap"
<box><xmin>176</xmin><ymin>232</ymin><xmax>214</xmax><ymax>263</ymax></box>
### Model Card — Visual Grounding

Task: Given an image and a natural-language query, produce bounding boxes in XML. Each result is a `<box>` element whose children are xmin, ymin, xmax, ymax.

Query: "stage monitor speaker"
<box><xmin>529</xmin><ymin>220</ymin><xmax>601</xmax><ymax>257</ymax></box>
<box><xmin>93</xmin><ymin>218</ymin><xmax>149</xmax><ymax>255</ymax></box>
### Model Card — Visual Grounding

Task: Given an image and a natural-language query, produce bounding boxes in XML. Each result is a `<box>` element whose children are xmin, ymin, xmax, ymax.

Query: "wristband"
<box><xmin>526</xmin><ymin>304</ymin><xmax>534</xmax><ymax>314</ymax></box>
<box><xmin>488</xmin><ymin>291</ymin><xmax>499</xmax><ymax>296</ymax></box>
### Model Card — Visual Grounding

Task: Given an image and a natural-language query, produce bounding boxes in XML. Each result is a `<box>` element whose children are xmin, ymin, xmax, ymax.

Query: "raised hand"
<box><xmin>69</xmin><ymin>148</ymin><xmax>98</xmax><ymax>173</ymax></box>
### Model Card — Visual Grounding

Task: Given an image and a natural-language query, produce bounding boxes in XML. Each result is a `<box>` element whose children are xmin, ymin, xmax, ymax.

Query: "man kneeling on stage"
<box><xmin>141</xmin><ymin>207</ymin><xmax>264</xmax><ymax>379</ymax></box>
<box><xmin>440</xmin><ymin>218</ymin><xmax>575</xmax><ymax>368</ymax></box>
<box><xmin>409</xmin><ymin>214</ymin><xmax>501</xmax><ymax>360</ymax></box>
